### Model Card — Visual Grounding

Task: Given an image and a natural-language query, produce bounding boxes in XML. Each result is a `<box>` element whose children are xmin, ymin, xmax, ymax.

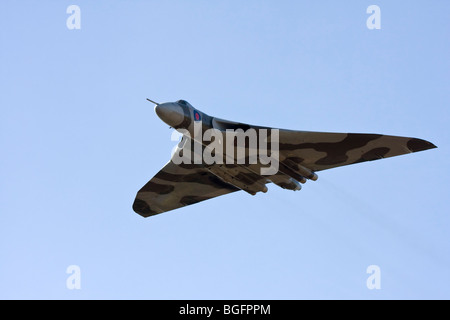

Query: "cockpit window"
<box><xmin>177</xmin><ymin>100</ymin><xmax>188</xmax><ymax>106</ymax></box>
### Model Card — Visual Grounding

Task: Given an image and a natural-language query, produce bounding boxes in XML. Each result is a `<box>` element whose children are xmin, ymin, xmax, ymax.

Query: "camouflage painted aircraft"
<box><xmin>133</xmin><ymin>99</ymin><xmax>436</xmax><ymax>218</ymax></box>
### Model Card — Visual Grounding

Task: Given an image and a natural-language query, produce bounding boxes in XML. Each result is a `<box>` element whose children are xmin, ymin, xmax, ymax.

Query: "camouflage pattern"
<box><xmin>133</xmin><ymin>100</ymin><xmax>436</xmax><ymax>217</ymax></box>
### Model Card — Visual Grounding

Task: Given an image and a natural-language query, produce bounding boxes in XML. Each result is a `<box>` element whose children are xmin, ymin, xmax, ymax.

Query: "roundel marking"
<box><xmin>194</xmin><ymin>110</ymin><xmax>201</xmax><ymax>122</ymax></box>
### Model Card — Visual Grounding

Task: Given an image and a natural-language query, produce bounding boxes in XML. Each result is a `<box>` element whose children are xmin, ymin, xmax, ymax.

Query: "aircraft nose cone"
<box><xmin>155</xmin><ymin>103</ymin><xmax>185</xmax><ymax>128</ymax></box>
<box><xmin>154</xmin><ymin>104</ymin><xmax>162</xmax><ymax>117</ymax></box>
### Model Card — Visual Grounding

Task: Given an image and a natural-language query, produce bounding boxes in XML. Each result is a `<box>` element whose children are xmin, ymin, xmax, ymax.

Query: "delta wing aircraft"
<box><xmin>133</xmin><ymin>99</ymin><xmax>436</xmax><ymax>217</ymax></box>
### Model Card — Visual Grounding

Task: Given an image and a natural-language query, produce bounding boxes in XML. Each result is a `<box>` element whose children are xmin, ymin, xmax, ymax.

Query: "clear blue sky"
<box><xmin>1</xmin><ymin>1</ymin><xmax>449</xmax><ymax>299</ymax></box>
